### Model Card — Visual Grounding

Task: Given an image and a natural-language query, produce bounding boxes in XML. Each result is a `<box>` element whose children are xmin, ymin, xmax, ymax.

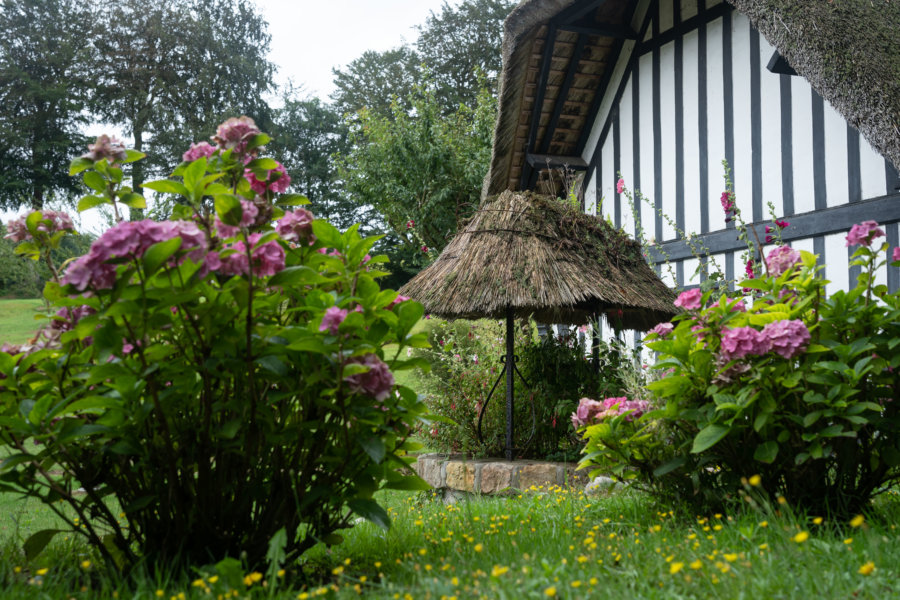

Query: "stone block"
<box><xmin>445</xmin><ymin>461</ymin><xmax>475</xmax><ymax>492</ymax></box>
<box><xmin>418</xmin><ymin>456</ymin><xmax>444</xmax><ymax>488</ymax></box>
<box><xmin>517</xmin><ymin>463</ymin><xmax>559</xmax><ymax>491</ymax></box>
<box><xmin>479</xmin><ymin>463</ymin><xmax>514</xmax><ymax>493</ymax></box>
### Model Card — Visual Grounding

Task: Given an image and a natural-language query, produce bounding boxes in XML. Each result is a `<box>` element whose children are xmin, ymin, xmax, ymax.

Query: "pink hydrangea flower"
<box><xmin>720</xmin><ymin>326</ymin><xmax>770</xmax><ymax>361</ymax></box>
<box><xmin>245</xmin><ymin>161</ymin><xmax>291</xmax><ymax>195</ymax></box>
<box><xmin>691</xmin><ymin>324</ymin><xmax>706</xmax><ymax>341</ymax></box>
<box><xmin>599</xmin><ymin>396</ymin><xmax>650</xmax><ymax>422</ymax></box>
<box><xmin>845</xmin><ymin>220</ymin><xmax>885</xmax><ymax>247</ymax></box>
<box><xmin>320</xmin><ymin>306</ymin><xmax>348</xmax><ymax>335</ymax></box>
<box><xmin>766</xmin><ymin>245</ymin><xmax>801</xmax><ymax>277</ymax></box>
<box><xmin>731</xmin><ymin>299</ymin><xmax>747</xmax><ymax>312</ymax></box>
<box><xmin>62</xmin><ymin>220</ymin><xmax>208</xmax><ymax>291</ymax></box>
<box><xmin>82</xmin><ymin>134</ymin><xmax>127</xmax><ymax>163</ymax></box>
<box><xmin>650</xmin><ymin>322</ymin><xmax>673</xmax><ymax>337</ymax></box>
<box><xmin>571</xmin><ymin>397</ymin><xmax>605</xmax><ymax>428</ymax></box>
<box><xmin>674</xmin><ymin>289</ymin><xmax>702</xmax><ymax>311</ymax></box>
<box><xmin>212</xmin><ymin>116</ymin><xmax>260</xmax><ymax>155</ymax></box>
<box><xmin>50</xmin><ymin>305</ymin><xmax>95</xmax><ymax>332</ymax></box>
<box><xmin>616</xmin><ymin>178</ymin><xmax>625</xmax><ymax>194</ymax></box>
<box><xmin>762</xmin><ymin>319</ymin><xmax>810</xmax><ymax>359</ymax></box>
<box><xmin>4</xmin><ymin>210</ymin><xmax>75</xmax><ymax>242</ymax></box>
<box><xmin>387</xmin><ymin>294</ymin><xmax>411</xmax><ymax>310</ymax></box>
<box><xmin>276</xmin><ymin>208</ymin><xmax>314</xmax><ymax>243</ymax></box>
<box><xmin>406</xmin><ymin>220</ymin><xmax>414</xmax><ymax>229</ymax></box>
<box><xmin>248</xmin><ymin>233</ymin><xmax>286</xmax><ymax>277</ymax></box>
<box><xmin>344</xmin><ymin>354</ymin><xmax>395</xmax><ymax>401</ymax></box>
<box><xmin>217</xmin><ymin>233</ymin><xmax>284</xmax><ymax>277</ymax></box>
<box><xmin>893</xmin><ymin>247</ymin><xmax>900</xmax><ymax>263</ymax></box>
<box><xmin>182</xmin><ymin>141</ymin><xmax>217</xmax><ymax>162</ymax></box>
<box><xmin>215</xmin><ymin>199</ymin><xmax>259</xmax><ymax>238</ymax></box>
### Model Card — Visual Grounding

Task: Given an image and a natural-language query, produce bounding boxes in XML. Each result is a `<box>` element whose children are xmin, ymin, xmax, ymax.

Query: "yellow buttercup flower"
<box><xmin>791</xmin><ymin>531</ymin><xmax>809</xmax><ymax>543</ymax></box>
<box><xmin>850</xmin><ymin>515</ymin><xmax>865</xmax><ymax>528</ymax></box>
<box><xmin>544</xmin><ymin>586</ymin><xmax>557</xmax><ymax>597</ymax></box>
<box><xmin>858</xmin><ymin>561</ymin><xmax>875</xmax><ymax>576</ymax></box>
<box><xmin>669</xmin><ymin>562</ymin><xmax>685</xmax><ymax>574</ymax></box>
<box><xmin>490</xmin><ymin>565</ymin><xmax>508</xmax><ymax>577</ymax></box>
<box><xmin>748</xmin><ymin>474</ymin><xmax>761</xmax><ymax>486</ymax></box>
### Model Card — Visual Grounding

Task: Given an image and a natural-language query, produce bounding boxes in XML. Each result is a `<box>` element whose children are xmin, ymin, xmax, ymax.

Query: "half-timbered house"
<box><xmin>484</xmin><ymin>0</ymin><xmax>900</xmax><ymax>344</ymax></box>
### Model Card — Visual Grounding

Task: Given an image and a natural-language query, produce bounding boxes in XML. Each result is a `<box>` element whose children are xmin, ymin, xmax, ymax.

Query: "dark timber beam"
<box><xmin>639</xmin><ymin>2</ymin><xmax>731</xmax><ymax>55</ymax></box>
<box><xmin>557</xmin><ymin>23</ymin><xmax>638</xmax><ymax>39</ymax></box>
<box><xmin>766</xmin><ymin>51</ymin><xmax>798</xmax><ymax>76</ymax></box>
<box><xmin>647</xmin><ymin>192</ymin><xmax>900</xmax><ymax>263</ymax></box>
<box><xmin>538</xmin><ymin>33</ymin><xmax>587</xmax><ymax>154</ymax></box>
<box><xmin>520</xmin><ymin>23</ymin><xmax>558</xmax><ymax>190</ymax></box>
<box><xmin>556</xmin><ymin>0</ymin><xmax>608</xmax><ymax>25</ymax></box>
<box><xmin>526</xmin><ymin>153</ymin><xmax>589</xmax><ymax>170</ymax></box>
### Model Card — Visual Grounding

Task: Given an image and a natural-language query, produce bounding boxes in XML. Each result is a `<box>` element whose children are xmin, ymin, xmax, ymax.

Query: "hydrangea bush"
<box><xmin>578</xmin><ymin>222</ymin><xmax>900</xmax><ymax>516</ymax></box>
<box><xmin>0</xmin><ymin>118</ymin><xmax>431</xmax><ymax>570</ymax></box>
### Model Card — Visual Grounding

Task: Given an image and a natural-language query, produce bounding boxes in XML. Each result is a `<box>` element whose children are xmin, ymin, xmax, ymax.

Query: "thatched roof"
<box><xmin>483</xmin><ymin>0</ymin><xmax>899</xmax><ymax>199</ymax></box>
<box><xmin>729</xmin><ymin>0</ymin><xmax>900</xmax><ymax>171</ymax></box>
<box><xmin>399</xmin><ymin>190</ymin><xmax>676</xmax><ymax>330</ymax></box>
<box><xmin>482</xmin><ymin>0</ymin><xmax>627</xmax><ymax>198</ymax></box>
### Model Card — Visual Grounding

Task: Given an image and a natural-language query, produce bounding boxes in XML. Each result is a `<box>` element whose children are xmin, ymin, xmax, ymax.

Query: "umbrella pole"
<box><xmin>505</xmin><ymin>305</ymin><xmax>515</xmax><ymax>461</ymax></box>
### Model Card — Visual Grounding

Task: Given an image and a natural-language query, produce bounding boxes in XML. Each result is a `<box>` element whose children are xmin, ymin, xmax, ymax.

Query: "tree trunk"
<box><xmin>131</xmin><ymin>125</ymin><xmax>145</xmax><ymax>220</ymax></box>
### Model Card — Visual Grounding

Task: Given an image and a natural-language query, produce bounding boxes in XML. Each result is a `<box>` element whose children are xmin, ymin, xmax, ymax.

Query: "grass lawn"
<box><xmin>0</xmin><ymin>484</ymin><xmax>897</xmax><ymax>598</ymax></box>
<box><xmin>1</xmin><ymin>312</ymin><xmax>896</xmax><ymax>598</ymax></box>
<box><xmin>0</xmin><ymin>298</ymin><xmax>46</xmax><ymax>346</ymax></box>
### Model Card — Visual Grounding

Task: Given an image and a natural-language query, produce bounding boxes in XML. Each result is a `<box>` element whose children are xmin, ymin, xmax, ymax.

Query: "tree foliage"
<box><xmin>90</xmin><ymin>0</ymin><xmax>276</xmax><ymax>202</ymax></box>
<box><xmin>268</xmin><ymin>94</ymin><xmax>367</xmax><ymax>231</ymax></box>
<box><xmin>0</xmin><ymin>0</ymin><xmax>94</xmax><ymax>210</ymax></box>
<box><xmin>331</xmin><ymin>47</ymin><xmax>421</xmax><ymax>118</ymax></box>
<box><xmin>330</xmin><ymin>0</ymin><xmax>514</xmax><ymax>117</ymax></box>
<box><xmin>415</xmin><ymin>0</ymin><xmax>513</xmax><ymax>109</ymax></box>
<box><xmin>339</xmin><ymin>82</ymin><xmax>497</xmax><ymax>286</ymax></box>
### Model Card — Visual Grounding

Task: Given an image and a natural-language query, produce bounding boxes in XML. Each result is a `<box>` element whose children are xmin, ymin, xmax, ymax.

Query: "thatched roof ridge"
<box><xmin>400</xmin><ymin>190</ymin><xmax>676</xmax><ymax>330</ymax></box>
<box><xmin>729</xmin><ymin>0</ymin><xmax>900</xmax><ymax>171</ymax></box>
<box><xmin>481</xmin><ymin>0</ymin><xmax>579</xmax><ymax>200</ymax></box>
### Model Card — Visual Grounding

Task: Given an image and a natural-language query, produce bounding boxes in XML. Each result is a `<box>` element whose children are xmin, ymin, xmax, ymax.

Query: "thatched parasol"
<box><xmin>400</xmin><ymin>190</ymin><xmax>676</xmax><ymax>460</ymax></box>
<box><xmin>400</xmin><ymin>190</ymin><xmax>676</xmax><ymax>330</ymax></box>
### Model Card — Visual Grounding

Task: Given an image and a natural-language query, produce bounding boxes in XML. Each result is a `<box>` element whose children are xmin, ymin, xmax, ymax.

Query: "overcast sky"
<box><xmin>257</xmin><ymin>0</ymin><xmax>456</xmax><ymax>100</ymax></box>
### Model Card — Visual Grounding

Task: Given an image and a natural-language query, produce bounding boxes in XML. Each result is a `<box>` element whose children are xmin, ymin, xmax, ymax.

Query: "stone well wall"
<box><xmin>413</xmin><ymin>453</ymin><xmax>589</xmax><ymax>494</ymax></box>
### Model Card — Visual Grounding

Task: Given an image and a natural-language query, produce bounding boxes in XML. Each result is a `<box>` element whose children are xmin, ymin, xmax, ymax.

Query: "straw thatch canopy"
<box><xmin>729</xmin><ymin>0</ymin><xmax>900</xmax><ymax>171</ymax></box>
<box><xmin>483</xmin><ymin>0</ymin><xmax>900</xmax><ymax>200</ymax></box>
<box><xmin>399</xmin><ymin>190</ymin><xmax>676</xmax><ymax>330</ymax></box>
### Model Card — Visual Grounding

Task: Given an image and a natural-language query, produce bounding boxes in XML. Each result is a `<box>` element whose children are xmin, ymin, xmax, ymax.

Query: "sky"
<box><xmin>256</xmin><ymin>0</ymin><xmax>456</xmax><ymax>100</ymax></box>
<box><xmin>3</xmin><ymin>0</ymin><xmax>459</xmax><ymax>231</ymax></box>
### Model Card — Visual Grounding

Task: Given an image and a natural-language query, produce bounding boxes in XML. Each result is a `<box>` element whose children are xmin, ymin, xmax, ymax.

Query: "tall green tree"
<box><xmin>339</xmin><ymin>82</ymin><xmax>497</xmax><ymax>286</ymax></box>
<box><xmin>330</xmin><ymin>0</ymin><xmax>513</xmax><ymax>117</ymax></box>
<box><xmin>0</xmin><ymin>0</ymin><xmax>94</xmax><ymax>210</ymax></box>
<box><xmin>268</xmin><ymin>94</ymin><xmax>368</xmax><ymax>230</ymax></box>
<box><xmin>330</xmin><ymin>46</ymin><xmax>421</xmax><ymax>118</ymax></box>
<box><xmin>416</xmin><ymin>0</ymin><xmax>513</xmax><ymax>109</ymax></box>
<box><xmin>91</xmin><ymin>0</ymin><xmax>275</xmax><ymax>206</ymax></box>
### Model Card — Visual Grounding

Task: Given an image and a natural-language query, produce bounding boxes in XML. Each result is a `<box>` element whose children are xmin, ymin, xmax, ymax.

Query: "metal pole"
<box><xmin>505</xmin><ymin>305</ymin><xmax>515</xmax><ymax>461</ymax></box>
